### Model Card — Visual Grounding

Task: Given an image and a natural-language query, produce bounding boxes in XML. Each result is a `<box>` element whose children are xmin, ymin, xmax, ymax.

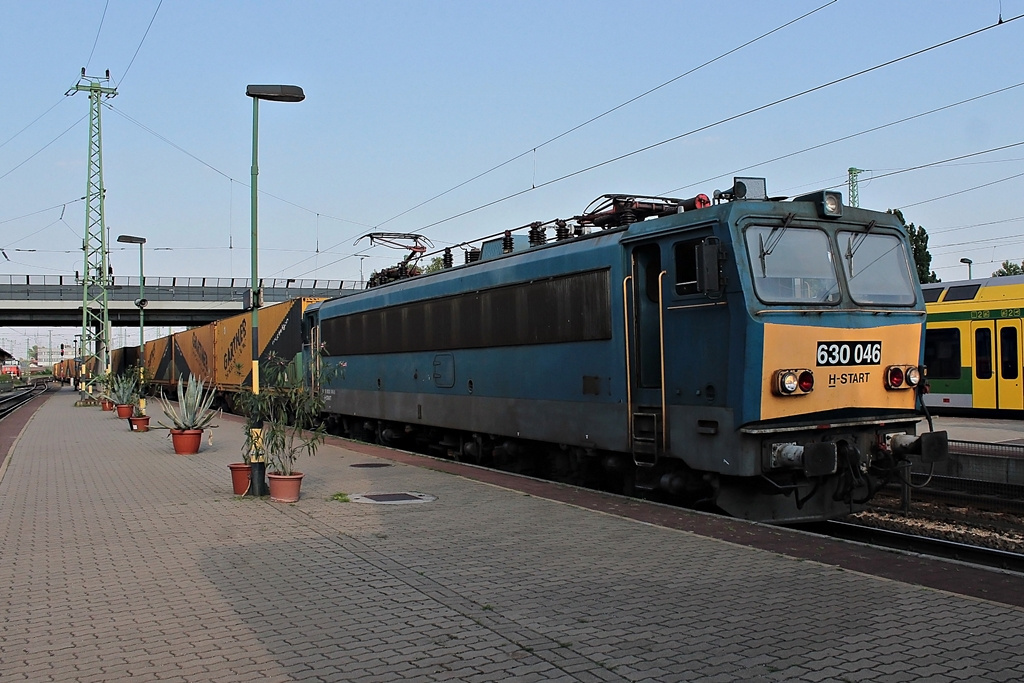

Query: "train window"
<box><xmin>320</xmin><ymin>269</ymin><xmax>613</xmax><ymax>354</ymax></box>
<box><xmin>744</xmin><ymin>225</ymin><xmax>840</xmax><ymax>304</ymax></box>
<box><xmin>923</xmin><ymin>328</ymin><xmax>960</xmax><ymax>380</ymax></box>
<box><xmin>943</xmin><ymin>284</ymin><xmax>980</xmax><ymax>302</ymax></box>
<box><xmin>638</xmin><ymin>245</ymin><xmax>662</xmax><ymax>304</ymax></box>
<box><xmin>674</xmin><ymin>239</ymin><xmax>701</xmax><ymax>296</ymax></box>
<box><xmin>838</xmin><ymin>231</ymin><xmax>916</xmax><ymax>306</ymax></box>
<box><xmin>922</xmin><ymin>287</ymin><xmax>944</xmax><ymax>303</ymax></box>
<box><xmin>976</xmin><ymin>328</ymin><xmax>993</xmax><ymax>380</ymax></box>
<box><xmin>1000</xmin><ymin>327</ymin><xmax>1019</xmax><ymax>380</ymax></box>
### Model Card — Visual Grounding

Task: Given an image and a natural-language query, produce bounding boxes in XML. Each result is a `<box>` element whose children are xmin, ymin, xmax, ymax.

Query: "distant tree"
<box><xmin>993</xmin><ymin>260</ymin><xmax>1024</xmax><ymax>277</ymax></box>
<box><xmin>422</xmin><ymin>256</ymin><xmax>445</xmax><ymax>273</ymax></box>
<box><xmin>887</xmin><ymin>208</ymin><xmax>939</xmax><ymax>283</ymax></box>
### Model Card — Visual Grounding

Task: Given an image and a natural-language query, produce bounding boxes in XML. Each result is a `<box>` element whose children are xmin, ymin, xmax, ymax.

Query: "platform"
<box><xmin>932</xmin><ymin>414</ymin><xmax>1024</xmax><ymax>446</ymax></box>
<box><xmin>3</xmin><ymin>389</ymin><xmax>1024</xmax><ymax>682</ymax></box>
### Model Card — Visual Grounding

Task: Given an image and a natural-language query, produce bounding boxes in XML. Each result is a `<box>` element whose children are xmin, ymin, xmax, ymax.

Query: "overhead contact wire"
<box><xmin>410</xmin><ymin>12</ymin><xmax>1024</xmax><ymax>235</ymax></box>
<box><xmin>118</xmin><ymin>0</ymin><xmax>163</xmax><ymax>88</ymax></box>
<box><xmin>368</xmin><ymin>0</ymin><xmax>839</xmax><ymax>232</ymax></box>
<box><xmin>660</xmin><ymin>80</ymin><xmax>1024</xmax><ymax>196</ymax></box>
<box><xmin>284</xmin><ymin>1</ymin><xmax>842</xmax><ymax>278</ymax></box>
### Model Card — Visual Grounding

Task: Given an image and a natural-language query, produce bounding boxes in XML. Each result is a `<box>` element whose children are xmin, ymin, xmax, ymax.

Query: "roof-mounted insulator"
<box><xmin>555</xmin><ymin>219</ymin><xmax>571</xmax><ymax>241</ymax></box>
<box><xmin>528</xmin><ymin>221</ymin><xmax>546</xmax><ymax>247</ymax></box>
<box><xmin>502</xmin><ymin>230</ymin><xmax>514</xmax><ymax>254</ymax></box>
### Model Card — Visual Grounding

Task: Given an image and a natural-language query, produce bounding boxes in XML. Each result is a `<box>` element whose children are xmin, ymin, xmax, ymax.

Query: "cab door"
<box><xmin>624</xmin><ymin>243</ymin><xmax>667</xmax><ymax>465</ymax></box>
<box><xmin>996</xmin><ymin>319</ymin><xmax>1023</xmax><ymax>410</ymax></box>
<box><xmin>971</xmin><ymin>321</ymin><xmax>996</xmax><ymax>409</ymax></box>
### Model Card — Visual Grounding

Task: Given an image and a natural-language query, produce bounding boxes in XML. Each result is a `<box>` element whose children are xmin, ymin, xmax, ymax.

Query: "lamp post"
<box><xmin>245</xmin><ymin>84</ymin><xmax>304</xmax><ymax>496</ymax></box>
<box><xmin>960</xmin><ymin>257</ymin><xmax>973</xmax><ymax>280</ymax></box>
<box><xmin>245</xmin><ymin>84</ymin><xmax>304</xmax><ymax>395</ymax></box>
<box><xmin>117</xmin><ymin>235</ymin><xmax>147</xmax><ymax>407</ymax></box>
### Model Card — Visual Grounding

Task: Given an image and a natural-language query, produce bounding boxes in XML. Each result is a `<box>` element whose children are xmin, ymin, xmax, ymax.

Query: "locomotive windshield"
<box><xmin>744</xmin><ymin>226</ymin><xmax>841</xmax><ymax>304</ymax></box>
<box><xmin>744</xmin><ymin>225</ymin><xmax>918</xmax><ymax>306</ymax></box>
<box><xmin>838</xmin><ymin>231</ymin><xmax>917</xmax><ymax>305</ymax></box>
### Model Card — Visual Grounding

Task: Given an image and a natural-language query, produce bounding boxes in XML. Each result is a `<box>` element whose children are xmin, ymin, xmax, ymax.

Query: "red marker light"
<box><xmin>798</xmin><ymin>370</ymin><xmax>814</xmax><ymax>392</ymax></box>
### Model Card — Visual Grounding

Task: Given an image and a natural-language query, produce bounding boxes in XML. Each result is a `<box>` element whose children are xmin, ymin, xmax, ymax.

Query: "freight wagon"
<box><xmin>135</xmin><ymin>298</ymin><xmax>323</xmax><ymax>404</ymax></box>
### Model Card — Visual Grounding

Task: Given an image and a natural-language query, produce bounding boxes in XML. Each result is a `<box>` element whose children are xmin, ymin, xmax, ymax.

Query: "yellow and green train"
<box><xmin>923</xmin><ymin>275</ymin><xmax>1024</xmax><ymax>411</ymax></box>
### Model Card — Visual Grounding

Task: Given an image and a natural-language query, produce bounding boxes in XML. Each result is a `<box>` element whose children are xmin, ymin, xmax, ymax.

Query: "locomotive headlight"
<box><xmin>905</xmin><ymin>366</ymin><xmax>921</xmax><ymax>387</ymax></box>
<box><xmin>823</xmin><ymin>191</ymin><xmax>842</xmax><ymax>217</ymax></box>
<box><xmin>773</xmin><ymin>369</ymin><xmax>814</xmax><ymax>396</ymax></box>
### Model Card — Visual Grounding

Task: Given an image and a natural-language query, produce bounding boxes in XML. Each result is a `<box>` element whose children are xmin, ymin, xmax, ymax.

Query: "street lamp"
<box><xmin>960</xmin><ymin>257</ymin><xmax>973</xmax><ymax>280</ymax></box>
<box><xmin>246</xmin><ymin>84</ymin><xmax>304</xmax><ymax>395</ymax></box>
<box><xmin>117</xmin><ymin>234</ymin><xmax>147</xmax><ymax>401</ymax></box>
<box><xmin>246</xmin><ymin>83</ymin><xmax>304</xmax><ymax>496</ymax></box>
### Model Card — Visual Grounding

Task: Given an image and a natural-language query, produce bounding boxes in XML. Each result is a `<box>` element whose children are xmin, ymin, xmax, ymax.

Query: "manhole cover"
<box><xmin>349</xmin><ymin>492</ymin><xmax>437</xmax><ymax>505</ymax></box>
<box><xmin>350</xmin><ymin>462</ymin><xmax>393</xmax><ymax>468</ymax></box>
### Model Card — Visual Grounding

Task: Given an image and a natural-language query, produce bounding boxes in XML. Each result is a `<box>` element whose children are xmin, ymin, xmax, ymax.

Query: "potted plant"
<box><xmin>109</xmin><ymin>373</ymin><xmax>138</xmax><ymax>419</ymax></box>
<box><xmin>98</xmin><ymin>374</ymin><xmax>116</xmax><ymax>411</ymax></box>
<box><xmin>128</xmin><ymin>397</ymin><xmax>151</xmax><ymax>432</ymax></box>
<box><xmin>157</xmin><ymin>375</ymin><xmax>219</xmax><ymax>455</ymax></box>
<box><xmin>235</xmin><ymin>354</ymin><xmax>329</xmax><ymax>502</ymax></box>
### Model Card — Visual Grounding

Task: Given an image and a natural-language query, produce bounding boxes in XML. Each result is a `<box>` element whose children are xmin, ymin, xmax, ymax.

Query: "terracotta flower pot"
<box><xmin>267</xmin><ymin>472</ymin><xmax>304</xmax><ymax>503</ymax></box>
<box><xmin>115</xmin><ymin>404</ymin><xmax>134</xmax><ymax>418</ymax></box>
<box><xmin>228</xmin><ymin>463</ymin><xmax>251</xmax><ymax>495</ymax></box>
<box><xmin>169</xmin><ymin>428</ymin><xmax>203</xmax><ymax>455</ymax></box>
<box><xmin>101</xmin><ymin>399</ymin><xmax>115</xmax><ymax>411</ymax></box>
<box><xmin>128</xmin><ymin>416</ymin><xmax>151</xmax><ymax>432</ymax></box>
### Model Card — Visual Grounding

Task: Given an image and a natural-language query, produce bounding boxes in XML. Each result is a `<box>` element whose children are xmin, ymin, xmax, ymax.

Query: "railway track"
<box><xmin>803</xmin><ymin>519</ymin><xmax>1024</xmax><ymax>574</ymax></box>
<box><xmin>0</xmin><ymin>383</ymin><xmax>48</xmax><ymax>420</ymax></box>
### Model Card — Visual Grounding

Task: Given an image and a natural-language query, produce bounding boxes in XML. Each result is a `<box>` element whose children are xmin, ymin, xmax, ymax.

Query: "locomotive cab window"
<box><xmin>744</xmin><ymin>225</ymin><xmax>840</xmax><ymax>304</ymax></box>
<box><xmin>674</xmin><ymin>238</ymin><xmax>702</xmax><ymax>296</ymax></box>
<box><xmin>838</xmin><ymin>231</ymin><xmax>917</xmax><ymax>306</ymax></box>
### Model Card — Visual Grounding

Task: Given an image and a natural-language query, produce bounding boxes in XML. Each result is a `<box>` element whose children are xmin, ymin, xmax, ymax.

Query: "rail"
<box><xmin>810</xmin><ymin>520</ymin><xmax>1024</xmax><ymax>574</ymax></box>
<box><xmin>0</xmin><ymin>383</ymin><xmax>48</xmax><ymax>420</ymax></box>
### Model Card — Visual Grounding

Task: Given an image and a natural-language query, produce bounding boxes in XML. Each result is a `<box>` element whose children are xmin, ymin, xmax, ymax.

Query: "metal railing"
<box><xmin>0</xmin><ymin>274</ymin><xmax>360</xmax><ymax>303</ymax></box>
<box><xmin>873</xmin><ymin>439</ymin><xmax>1024</xmax><ymax>517</ymax></box>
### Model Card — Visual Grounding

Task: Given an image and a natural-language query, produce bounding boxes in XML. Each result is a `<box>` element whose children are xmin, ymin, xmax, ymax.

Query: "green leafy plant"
<box><xmin>108</xmin><ymin>372</ymin><xmax>138</xmax><ymax>405</ymax></box>
<box><xmin>157</xmin><ymin>375</ymin><xmax>219</xmax><ymax>430</ymax></box>
<box><xmin>235</xmin><ymin>353</ymin><xmax>333</xmax><ymax>475</ymax></box>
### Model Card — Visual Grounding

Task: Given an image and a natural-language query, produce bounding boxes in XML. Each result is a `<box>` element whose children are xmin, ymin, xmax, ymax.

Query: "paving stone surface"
<box><xmin>3</xmin><ymin>389</ymin><xmax>1024</xmax><ymax>682</ymax></box>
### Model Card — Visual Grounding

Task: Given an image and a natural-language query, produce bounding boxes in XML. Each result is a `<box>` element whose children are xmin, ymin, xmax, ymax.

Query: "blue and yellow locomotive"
<box><xmin>306</xmin><ymin>177</ymin><xmax>946</xmax><ymax>523</ymax></box>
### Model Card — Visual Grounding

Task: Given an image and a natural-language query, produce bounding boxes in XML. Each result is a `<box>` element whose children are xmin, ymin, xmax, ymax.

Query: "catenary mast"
<box><xmin>66</xmin><ymin>69</ymin><xmax>117</xmax><ymax>396</ymax></box>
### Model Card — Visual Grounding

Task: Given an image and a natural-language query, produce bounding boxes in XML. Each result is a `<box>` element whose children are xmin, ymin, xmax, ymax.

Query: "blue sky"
<box><xmin>2</xmin><ymin>1</ymin><xmax>1024</xmax><ymax>348</ymax></box>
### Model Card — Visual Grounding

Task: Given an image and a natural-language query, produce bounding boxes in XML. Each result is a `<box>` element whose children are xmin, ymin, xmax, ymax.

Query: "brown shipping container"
<box><xmin>109</xmin><ymin>347</ymin><xmax>125</xmax><ymax>377</ymax></box>
<box><xmin>172</xmin><ymin>322</ymin><xmax>217</xmax><ymax>386</ymax></box>
<box><xmin>109</xmin><ymin>346</ymin><xmax>140</xmax><ymax>377</ymax></box>
<box><xmin>144</xmin><ymin>335</ymin><xmax>175</xmax><ymax>388</ymax></box>
<box><xmin>215</xmin><ymin>298</ymin><xmax>323</xmax><ymax>391</ymax></box>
